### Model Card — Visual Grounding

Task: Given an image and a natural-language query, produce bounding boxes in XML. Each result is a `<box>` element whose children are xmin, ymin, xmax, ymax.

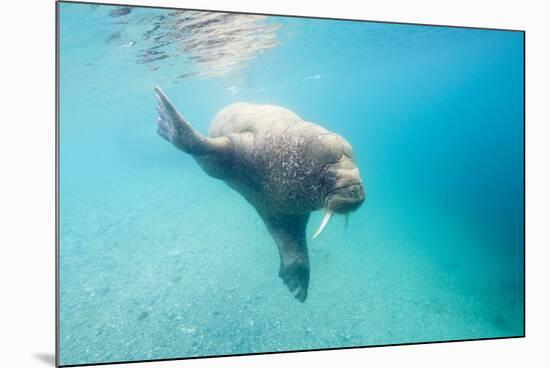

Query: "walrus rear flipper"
<box><xmin>262</xmin><ymin>212</ymin><xmax>311</xmax><ymax>302</ymax></box>
<box><xmin>154</xmin><ymin>86</ymin><xmax>231</xmax><ymax>156</ymax></box>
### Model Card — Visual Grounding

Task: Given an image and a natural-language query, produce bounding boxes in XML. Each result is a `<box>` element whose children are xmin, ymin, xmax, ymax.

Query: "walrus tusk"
<box><xmin>313</xmin><ymin>210</ymin><xmax>333</xmax><ymax>239</ymax></box>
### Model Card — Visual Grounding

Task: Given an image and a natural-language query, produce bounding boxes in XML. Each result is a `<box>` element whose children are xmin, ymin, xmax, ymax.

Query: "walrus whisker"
<box><xmin>344</xmin><ymin>213</ymin><xmax>349</xmax><ymax>229</ymax></box>
<box><xmin>313</xmin><ymin>210</ymin><xmax>333</xmax><ymax>239</ymax></box>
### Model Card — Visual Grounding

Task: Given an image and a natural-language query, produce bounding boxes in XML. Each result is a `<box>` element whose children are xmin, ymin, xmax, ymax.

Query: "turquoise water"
<box><xmin>58</xmin><ymin>2</ymin><xmax>524</xmax><ymax>366</ymax></box>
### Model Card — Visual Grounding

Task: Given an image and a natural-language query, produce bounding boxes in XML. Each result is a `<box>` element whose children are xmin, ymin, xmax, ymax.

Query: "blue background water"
<box><xmin>58</xmin><ymin>2</ymin><xmax>524</xmax><ymax>366</ymax></box>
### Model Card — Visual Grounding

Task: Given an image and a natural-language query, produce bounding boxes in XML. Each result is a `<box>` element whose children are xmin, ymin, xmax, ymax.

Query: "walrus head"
<box><xmin>309</xmin><ymin>133</ymin><xmax>365</xmax><ymax>238</ymax></box>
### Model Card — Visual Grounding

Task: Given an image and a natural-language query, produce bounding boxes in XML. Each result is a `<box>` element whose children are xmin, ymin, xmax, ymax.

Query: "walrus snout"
<box><xmin>313</xmin><ymin>161</ymin><xmax>365</xmax><ymax>239</ymax></box>
<box><xmin>325</xmin><ymin>183</ymin><xmax>365</xmax><ymax>214</ymax></box>
<box><xmin>323</xmin><ymin>159</ymin><xmax>365</xmax><ymax>213</ymax></box>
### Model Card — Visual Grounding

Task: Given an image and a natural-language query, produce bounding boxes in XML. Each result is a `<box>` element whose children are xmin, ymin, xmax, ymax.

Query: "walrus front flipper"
<box><xmin>262</xmin><ymin>212</ymin><xmax>310</xmax><ymax>302</ymax></box>
<box><xmin>154</xmin><ymin>86</ymin><xmax>232</xmax><ymax>156</ymax></box>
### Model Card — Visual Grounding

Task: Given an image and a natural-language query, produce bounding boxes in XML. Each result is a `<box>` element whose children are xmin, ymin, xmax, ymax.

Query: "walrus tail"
<box><xmin>154</xmin><ymin>86</ymin><xmax>231</xmax><ymax>156</ymax></box>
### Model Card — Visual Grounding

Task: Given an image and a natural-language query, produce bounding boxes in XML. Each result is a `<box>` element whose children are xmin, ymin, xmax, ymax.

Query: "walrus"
<box><xmin>154</xmin><ymin>87</ymin><xmax>365</xmax><ymax>302</ymax></box>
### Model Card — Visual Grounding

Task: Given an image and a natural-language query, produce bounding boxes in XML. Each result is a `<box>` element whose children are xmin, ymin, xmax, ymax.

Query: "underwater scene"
<box><xmin>58</xmin><ymin>2</ymin><xmax>524</xmax><ymax>366</ymax></box>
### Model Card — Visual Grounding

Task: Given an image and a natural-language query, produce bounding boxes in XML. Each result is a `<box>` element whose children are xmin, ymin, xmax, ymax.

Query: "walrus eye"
<box><xmin>312</xmin><ymin>210</ymin><xmax>333</xmax><ymax>239</ymax></box>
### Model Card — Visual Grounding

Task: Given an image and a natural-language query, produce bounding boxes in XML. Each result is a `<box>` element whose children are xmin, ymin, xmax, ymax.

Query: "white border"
<box><xmin>2</xmin><ymin>1</ymin><xmax>549</xmax><ymax>367</ymax></box>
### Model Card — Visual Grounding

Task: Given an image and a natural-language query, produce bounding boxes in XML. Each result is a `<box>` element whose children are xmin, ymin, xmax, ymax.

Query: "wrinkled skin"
<box><xmin>155</xmin><ymin>87</ymin><xmax>365</xmax><ymax>302</ymax></box>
